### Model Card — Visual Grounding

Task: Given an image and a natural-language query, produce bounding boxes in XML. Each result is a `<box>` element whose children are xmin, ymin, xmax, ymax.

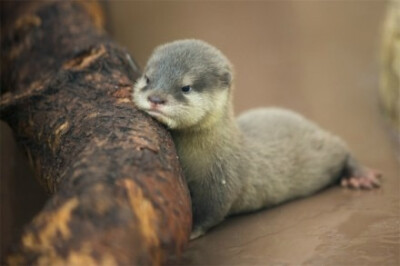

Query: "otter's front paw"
<box><xmin>190</xmin><ymin>228</ymin><xmax>206</xmax><ymax>240</ymax></box>
<box><xmin>341</xmin><ymin>168</ymin><xmax>382</xmax><ymax>189</ymax></box>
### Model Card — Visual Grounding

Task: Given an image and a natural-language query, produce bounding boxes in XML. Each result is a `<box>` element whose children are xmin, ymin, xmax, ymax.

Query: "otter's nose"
<box><xmin>148</xmin><ymin>95</ymin><xmax>166</xmax><ymax>105</ymax></box>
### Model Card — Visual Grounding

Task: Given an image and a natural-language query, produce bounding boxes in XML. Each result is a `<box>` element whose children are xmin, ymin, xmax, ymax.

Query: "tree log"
<box><xmin>0</xmin><ymin>1</ymin><xmax>192</xmax><ymax>265</ymax></box>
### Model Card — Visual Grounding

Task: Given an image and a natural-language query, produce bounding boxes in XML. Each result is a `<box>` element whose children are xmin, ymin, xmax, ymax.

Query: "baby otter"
<box><xmin>133</xmin><ymin>39</ymin><xmax>381</xmax><ymax>239</ymax></box>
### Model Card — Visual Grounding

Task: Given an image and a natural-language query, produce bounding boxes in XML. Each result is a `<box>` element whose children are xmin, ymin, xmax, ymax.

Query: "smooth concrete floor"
<box><xmin>108</xmin><ymin>1</ymin><xmax>399</xmax><ymax>265</ymax></box>
<box><xmin>1</xmin><ymin>1</ymin><xmax>398</xmax><ymax>264</ymax></box>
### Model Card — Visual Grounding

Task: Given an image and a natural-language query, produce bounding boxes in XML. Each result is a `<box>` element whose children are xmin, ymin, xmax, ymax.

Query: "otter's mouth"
<box><xmin>142</xmin><ymin>107</ymin><xmax>177</xmax><ymax>129</ymax></box>
<box><xmin>146</xmin><ymin>109</ymin><xmax>166</xmax><ymax>117</ymax></box>
<box><xmin>145</xmin><ymin>109</ymin><xmax>171</xmax><ymax>123</ymax></box>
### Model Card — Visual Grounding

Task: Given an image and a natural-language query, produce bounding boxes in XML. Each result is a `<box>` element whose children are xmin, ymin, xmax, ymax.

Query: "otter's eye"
<box><xmin>145</xmin><ymin>75</ymin><xmax>150</xmax><ymax>84</ymax></box>
<box><xmin>181</xmin><ymin>85</ymin><xmax>192</xmax><ymax>93</ymax></box>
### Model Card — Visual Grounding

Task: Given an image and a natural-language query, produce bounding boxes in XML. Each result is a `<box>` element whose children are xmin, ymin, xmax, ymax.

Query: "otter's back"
<box><xmin>233</xmin><ymin>108</ymin><xmax>349</xmax><ymax>211</ymax></box>
<box><xmin>237</xmin><ymin>108</ymin><xmax>317</xmax><ymax>142</ymax></box>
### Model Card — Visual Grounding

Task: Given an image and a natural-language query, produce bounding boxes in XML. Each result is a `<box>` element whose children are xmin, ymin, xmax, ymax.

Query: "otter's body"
<box><xmin>232</xmin><ymin>108</ymin><xmax>348</xmax><ymax>213</ymax></box>
<box><xmin>133</xmin><ymin>39</ymin><xmax>381</xmax><ymax>239</ymax></box>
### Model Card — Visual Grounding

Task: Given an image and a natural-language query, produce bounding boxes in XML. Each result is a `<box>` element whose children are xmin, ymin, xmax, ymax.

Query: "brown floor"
<box><xmin>1</xmin><ymin>1</ymin><xmax>399</xmax><ymax>265</ymax></box>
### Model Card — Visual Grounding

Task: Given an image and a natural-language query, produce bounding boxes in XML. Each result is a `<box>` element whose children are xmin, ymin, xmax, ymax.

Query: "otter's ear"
<box><xmin>220</xmin><ymin>71</ymin><xmax>232</xmax><ymax>88</ymax></box>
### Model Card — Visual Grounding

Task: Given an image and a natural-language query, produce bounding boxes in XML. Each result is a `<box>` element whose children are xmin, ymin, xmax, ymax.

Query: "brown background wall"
<box><xmin>1</xmin><ymin>1</ymin><xmax>399</xmax><ymax>264</ymax></box>
<box><xmin>107</xmin><ymin>1</ymin><xmax>383</xmax><ymax>116</ymax></box>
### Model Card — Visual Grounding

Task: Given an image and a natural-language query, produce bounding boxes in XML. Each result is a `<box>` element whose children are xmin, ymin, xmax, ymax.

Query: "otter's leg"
<box><xmin>189</xmin><ymin>179</ymin><xmax>232</xmax><ymax>240</ymax></box>
<box><xmin>340</xmin><ymin>156</ymin><xmax>382</xmax><ymax>189</ymax></box>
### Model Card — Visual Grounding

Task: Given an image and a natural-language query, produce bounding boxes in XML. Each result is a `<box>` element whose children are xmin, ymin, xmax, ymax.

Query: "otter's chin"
<box><xmin>146</xmin><ymin>110</ymin><xmax>179</xmax><ymax>129</ymax></box>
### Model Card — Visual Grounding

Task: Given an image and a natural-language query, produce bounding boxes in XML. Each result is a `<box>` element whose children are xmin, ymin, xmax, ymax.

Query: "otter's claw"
<box><xmin>341</xmin><ymin>168</ymin><xmax>382</xmax><ymax>189</ymax></box>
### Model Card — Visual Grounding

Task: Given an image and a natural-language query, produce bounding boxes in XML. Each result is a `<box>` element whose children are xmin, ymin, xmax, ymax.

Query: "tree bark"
<box><xmin>0</xmin><ymin>1</ymin><xmax>192</xmax><ymax>265</ymax></box>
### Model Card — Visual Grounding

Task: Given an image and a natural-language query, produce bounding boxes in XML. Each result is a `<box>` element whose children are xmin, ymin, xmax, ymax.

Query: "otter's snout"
<box><xmin>148</xmin><ymin>95</ymin><xmax>166</xmax><ymax>105</ymax></box>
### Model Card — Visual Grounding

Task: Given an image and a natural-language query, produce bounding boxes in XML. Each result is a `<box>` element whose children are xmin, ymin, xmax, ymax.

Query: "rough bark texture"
<box><xmin>0</xmin><ymin>1</ymin><xmax>192</xmax><ymax>265</ymax></box>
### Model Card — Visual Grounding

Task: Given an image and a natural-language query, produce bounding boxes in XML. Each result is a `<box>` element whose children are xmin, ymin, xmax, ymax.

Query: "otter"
<box><xmin>132</xmin><ymin>39</ymin><xmax>381</xmax><ymax>239</ymax></box>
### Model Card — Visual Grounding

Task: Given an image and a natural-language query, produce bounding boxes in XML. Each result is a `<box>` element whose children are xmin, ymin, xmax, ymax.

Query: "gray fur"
<box><xmin>145</xmin><ymin>39</ymin><xmax>231</xmax><ymax>95</ymax></box>
<box><xmin>133</xmin><ymin>39</ymin><xmax>363</xmax><ymax>239</ymax></box>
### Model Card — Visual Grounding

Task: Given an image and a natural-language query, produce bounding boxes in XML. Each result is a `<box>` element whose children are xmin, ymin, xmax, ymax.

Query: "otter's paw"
<box><xmin>341</xmin><ymin>168</ymin><xmax>382</xmax><ymax>189</ymax></box>
<box><xmin>190</xmin><ymin>228</ymin><xmax>206</xmax><ymax>240</ymax></box>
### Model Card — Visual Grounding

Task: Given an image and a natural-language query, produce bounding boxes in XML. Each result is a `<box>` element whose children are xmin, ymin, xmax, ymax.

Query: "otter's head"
<box><xmin>133</xmin><ymin>39</ymin><xmax>233</xmax><ymax>130</ymax></box>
